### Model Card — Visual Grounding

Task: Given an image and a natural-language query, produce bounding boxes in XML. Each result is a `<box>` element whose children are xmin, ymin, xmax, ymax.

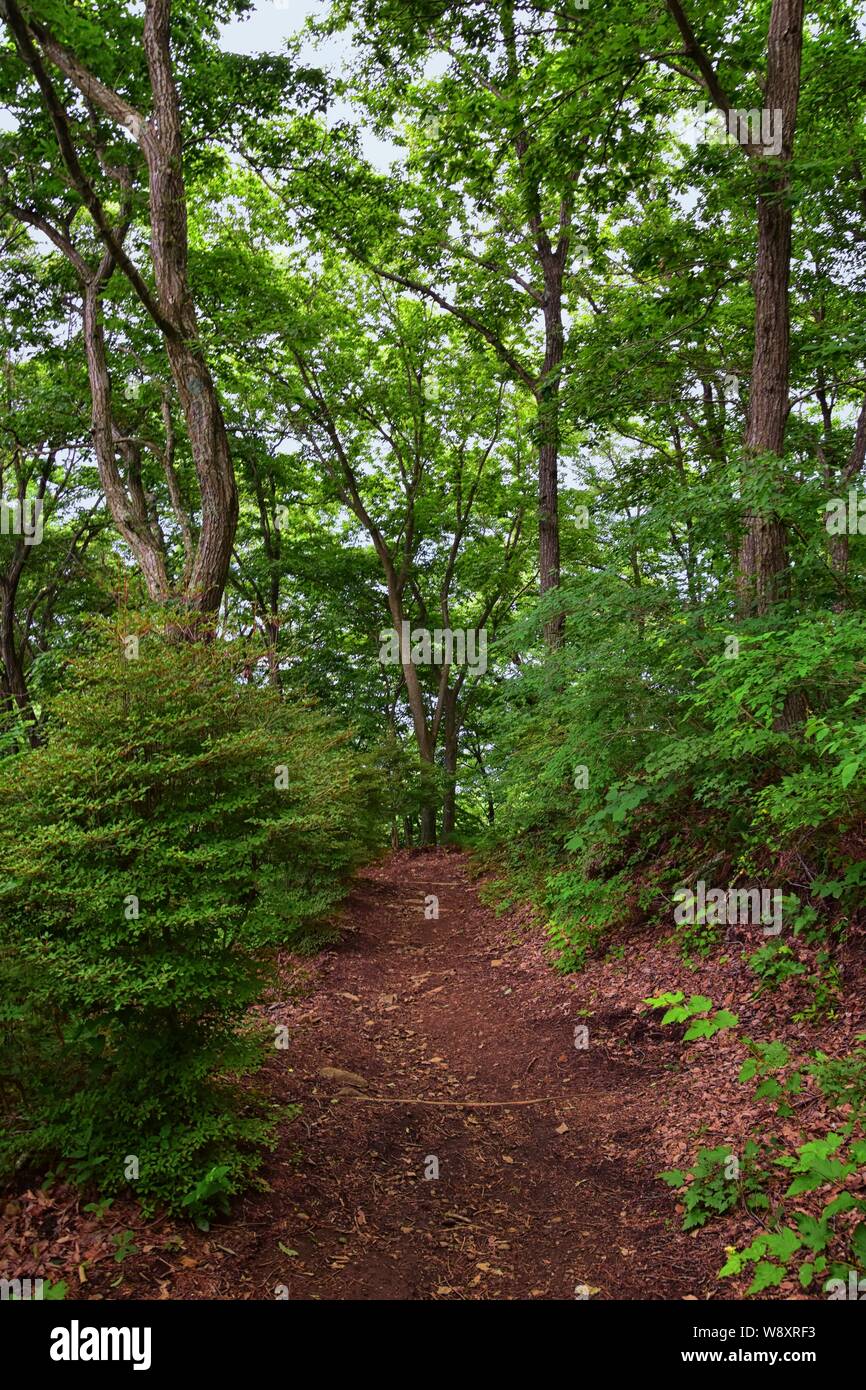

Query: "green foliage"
<box><xmin>812</xmin><ymin>1040</ymin><xmax>866</xmax><ymax>1119</ymax></box>
<box><xmin>477</xmin><ymin>570</ymin><xmax>866</xmax><ymax>983</ymax></box>
<box><xmin>111</xmin><ymin>1230</ymin><xmax>139</xmax><ymax>1264</ymax></box>
<box><xmin>0</xmin><ymin>621</ymin><xmax>380</xmax><ymax>1217</ymax></box>
<box><xmin>793</xmin><ymin>951</ymin><xmax>843</xmax><ymax>1023</ymax></box>
<box><xmin>7</xmin><ymin>1277</ymin><xmax>67</xmax><ymax>1300</ymax></box>
<box><xmin>747</xmin><ymin>941</ymin><xmax>808</xmax><ymax>994</ymax></box>
<box><xmin>660</xmin><ymin>1141</ymin><xmax>768</xmax><ymax>1231</ymax></box>
<box><xmin>667</xmin><ymin>1033</ymin><xmax>866</xmax><ymax>1293</ymax></box>
<box><xmin>738</xmin><ymin>1039</ymin><xmax>803</xmax><ymax>1117</ymax></box>
<box><xmin>546</xmin><ymin>870</ymin><xmax>631</xmax><ymax>971</ymax></box>
<box><xmin>41</xmin><ymin>1279</ymin><xmax>68</xmax><ymax>1300</ymax></box>
<box><xmin>4</xmin><ymin>0</ymin><xmax>866</xmax><ymax>1281</ymax></box>
<box><xmin>718</xmin><ymin>1140</ymin><xmax>866</xmax><ymax>1295</ymax></box>
<box><xmin>644</xmin><ymin>992</ymin><xmax>739</xmax><ymax>1041</ymax></box>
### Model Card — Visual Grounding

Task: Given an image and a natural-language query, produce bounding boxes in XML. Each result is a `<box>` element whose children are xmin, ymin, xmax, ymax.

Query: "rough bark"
<box><xmin>3</xmin><ymin>0</ymin><xmax>238</xmax><ymax>618</ymax></box>
<box><xmin>440</xmin><ymin>686</ymin><xmax>459</xmax><ymax>841</ymax></box>
<box><xmin>82</xmin><ymin>277</ymin><xmax>171</xmax><ymax>602</ymax></box>
<box><xmin>0</xmin><ymin>574</ymin><xmax>31</xmax><ymax>728</ymax></box>
<box><xmin>501</xmin><ymin>0</ymin><xmax>567</xmax><ymax>645</ymax></box>
<box><xmin>824</xmin><ymin>390</ymin><xmax>866</xmax><ymax>603</ymax></box>
<box><xmin>386</xmin><ymin>583</ymin><xmax>438</xmax><ymax>847</ymax></box>
<box><xmin>739</xmin><ymin>0</ymin><xmax>803</xmax><ymax>614</ymax></box>
<box><xmin>0</xmin><ymin>457</ymin><xmax>52</xmax><ymax>744</ymax></box>
<box><xmin>537</xmin><ymin>256</ymin><xmax>565</xmax><ymax>646</ymax></box>
<box><xmin>666</xmin><ymin>0</ymin><xmax>805</xmax><ymax>618</ymax></box>
<box><xmin>141</xmin><ymin>0</ymin><xmax>237</xmax><ymax>615</ymax></box>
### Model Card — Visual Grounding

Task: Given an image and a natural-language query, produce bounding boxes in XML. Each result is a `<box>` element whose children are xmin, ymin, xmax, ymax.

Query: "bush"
<box><xmin>0</xmin><ymin>619</ymin><xmax>380</xmax><ymax>1217</ymax></box>
<box><xmin>479</xmin><ymin>590</ymin><xmax>866</xmax><ymax>969</ymax></box>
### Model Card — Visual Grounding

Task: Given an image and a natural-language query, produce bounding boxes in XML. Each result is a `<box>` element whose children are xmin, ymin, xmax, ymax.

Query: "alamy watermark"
<box><xmin>0</xmin><ymin>498</ymin><xmax>43</xmax><ymax>545</ymax></box>
<box><xmin>825</xmin><ymin>489</ymin><xmax>866</xmax><ymax>535</ymax></box>
<box><xmin>50</xmin><ymin>1322</ymin><xmax>152</xmax><ymax>1371</ymax></box>
<box><xmin>1</xmin><ymin>1276</ymin><xmax>45</xmax><ymax>1299</ymax></box>
<box><xmin>378</xmin><ymin>621</ymin><xmax>487</xmax><ymax>675</ymax></box>
<box><xmin>674</xmin><ymin>881</ymin><xmax>783</xmax><ymax>936</ymax></box>
<box><xmin>827</xmin><ymin>1271</ymin><xmax>866</xmax><ymax>1299</ymax></box>
<box><xmin>685</xmin><ymin>102</ymin><xmax>782</xmax><ymax>158</ymax></box>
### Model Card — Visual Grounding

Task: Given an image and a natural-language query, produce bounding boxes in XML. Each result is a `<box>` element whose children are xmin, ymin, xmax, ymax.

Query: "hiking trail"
<box><xmin>208</xmin><ymin>848</ymin><xmax>694</xmax><ymax>1301</ymax></box>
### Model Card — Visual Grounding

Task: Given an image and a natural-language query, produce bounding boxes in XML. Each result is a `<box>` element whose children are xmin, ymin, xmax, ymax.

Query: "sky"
<box><xmin>219</xmin><ymin>1</ymin><xmax>330</xmax><ymax>57</ymax></box>
<box><xmin>0</xmin><ymin>2</ymin><xmax>398</xmax><ymax>168</ymax></box>
<box><xmin>218</xmin><ymin>0</ymin><xmax>398</xmax><ymax>171</ymax></box>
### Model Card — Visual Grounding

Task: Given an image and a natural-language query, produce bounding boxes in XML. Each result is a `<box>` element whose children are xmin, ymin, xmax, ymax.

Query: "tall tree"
<box><xmin>664</xmin><ymin>0</ymin><xmax>805</xmax><ymax>617</ymax></box>
<box><xmin>1</xmin><ymin>0</ymin><xmax>238</xmax><ymax>618</ymax></box>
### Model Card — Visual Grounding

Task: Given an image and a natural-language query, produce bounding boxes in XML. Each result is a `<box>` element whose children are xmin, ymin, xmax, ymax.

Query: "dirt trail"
<box><xmin>10</xmin><ymin>846</ymin><xmax>857</xmax><ymax>1301</ymax></box>
<box><xmin>213</xmin><ymin>848</ymin><xmax>693</xmax><ymax>1301</ymax></box>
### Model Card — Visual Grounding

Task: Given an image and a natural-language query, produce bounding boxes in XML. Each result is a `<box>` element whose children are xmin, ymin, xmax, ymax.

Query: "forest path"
<box><xmin>217</xmin><ymin>847</ymin><xmax>694</xmax><ymax>1301</ymax></box>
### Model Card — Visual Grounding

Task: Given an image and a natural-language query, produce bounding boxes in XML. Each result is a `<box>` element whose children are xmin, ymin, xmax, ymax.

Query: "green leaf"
<box><xmin>747</xmin><ymin>1261</ymin><xmax>786</xmax><ymax>1294</ymax></box>
<box><xmin>851</xmin><ymin>1222</ymin><xmax>866</xmax><ymax>1265</ymax></box>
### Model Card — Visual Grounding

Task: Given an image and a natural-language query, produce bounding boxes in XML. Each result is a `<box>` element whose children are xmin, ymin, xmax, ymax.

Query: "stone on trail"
<box><xmin>318</xmin><ymin>1066</ymin><xmax>369</xmax><ymax>1089</ymax></box>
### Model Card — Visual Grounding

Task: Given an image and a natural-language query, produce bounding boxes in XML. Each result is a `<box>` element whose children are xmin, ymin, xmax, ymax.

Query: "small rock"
<box><xmin>318</xmin><ymin>1066</ymin><xmax>368</xmax><ymax>1089</ymax></box>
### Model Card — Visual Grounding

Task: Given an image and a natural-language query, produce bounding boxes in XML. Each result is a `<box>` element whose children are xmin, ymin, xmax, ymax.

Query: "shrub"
<box><xmin>660</xmin><ymin>1141</ymin><xmax>769</xmax><ymax>1231</ymax></box>
<box><xmin>0</xmin><ymin>619</ymin><xmax>380</xmax><ymax>1217</ymax></box>
<box><xmin>479</xmin><ymin>593</ymin><xmax>866</xmax><ymax>970</ymax></box>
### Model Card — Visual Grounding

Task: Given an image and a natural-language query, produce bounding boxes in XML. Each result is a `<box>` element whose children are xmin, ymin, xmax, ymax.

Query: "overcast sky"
<box><xmin>219</xmin><ymin>0</ymin><xmax>398</xmax><ymax>170</ymax></box>
<box><xmin>219</xmin><ymin>1</ymin><xmax>336</xmax><ymax>62</ymax></box>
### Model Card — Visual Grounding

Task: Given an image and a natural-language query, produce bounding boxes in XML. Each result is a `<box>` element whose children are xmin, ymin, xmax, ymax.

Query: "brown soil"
<box><xmin>243</xmin><ymin>847</ymin><xmax>700</xmax><ymax>1301</ymax></box>
<box><xmin>7</xmin><ymin>847</ymin><xmax>860</xmax><ymax>1300</ymax></box>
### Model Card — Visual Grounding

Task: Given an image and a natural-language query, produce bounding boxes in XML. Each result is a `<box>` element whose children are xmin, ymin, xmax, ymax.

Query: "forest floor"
<box><xmin>6</xmin><ymin>847</ymin><xmax>864</xmax><ymax>1300</ymax></box>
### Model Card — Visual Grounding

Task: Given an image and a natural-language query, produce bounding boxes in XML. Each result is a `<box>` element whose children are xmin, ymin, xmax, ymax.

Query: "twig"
<box><xmin>337</xmin><ymin>1094</ymin><xmax>561</xmax><ymax>1107</ymax></box>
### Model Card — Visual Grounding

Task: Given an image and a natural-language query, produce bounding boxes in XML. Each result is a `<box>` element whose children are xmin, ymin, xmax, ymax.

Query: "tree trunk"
<box><xmin>82</xmin><ymin>280</ymin><xmax>171</xmax><ymax>602</ymax></box>
<box><xmin>500</xmin><ymin>0</ymin><xmax>566</xmax><ymax>647</ymax></box>
<box><xmin>142</xmin><ymin>0</ymin><xmax>237</xmax><ymax>617</ymax></box>
<box><xmin>538</xmin><ymin>257</ymin><xmax>565</xmax><ymax>646</ymax></box>
<box><xmin>736</xmin><ymin>0</ymin><xmax>804</xmax><ymax>617</ymax></box>
<box><xmin>386</xmin><ymin>590</ymin><xmax>438</xmax><ymax>846</ymax></box>
<box><xmin>419</xmin><ymin>804</ymin><xmax>437</xmax><ymax>847</ymax></box>
<box><xmin>0</xmin><ymin>576</ymin><xmax>35</xmax><ymax>743</ymax></box>
<box><xmin>6</xmin><ymin>0</ymin><xmax>239</xmax><ymax>621</ymax></box>
<box><xmin>825</xmin><ymin>391</ymin><xmax>866</xmax><ymax>608</ymax></box>
<box><xmin>441</xmin><ymin>688</ymin><xmax>459</xmax><ymax>841</ymax></box>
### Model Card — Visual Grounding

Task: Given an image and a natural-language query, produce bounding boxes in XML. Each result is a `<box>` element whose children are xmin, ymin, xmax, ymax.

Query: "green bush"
<box><xmin>747</xmin><ymin>941</ymin><xmax>808</xmax><ymax>994</ymax></box>
<box><xmin>0</xmin><ymin>620</ymin><xmax>380</xmax><ymax>1217</ymax></box>
<box><xmin>479</xmin><ymin>591</ymin><xmax>866</xmax><ymax>970</ymax></box>
<box><xmin>660</xmin><ymin>1141</ymin><xmax>769</xmax><ymax>1231</ymax></box>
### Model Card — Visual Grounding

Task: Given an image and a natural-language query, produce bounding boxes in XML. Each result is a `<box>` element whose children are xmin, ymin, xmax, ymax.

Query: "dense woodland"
<box><xmin>2</xmin><ymin>0</ymin><xmax>866</xmax><ymax>1309</ymax></box>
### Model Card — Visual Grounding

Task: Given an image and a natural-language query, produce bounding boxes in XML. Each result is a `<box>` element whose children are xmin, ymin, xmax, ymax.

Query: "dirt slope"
<box><xmin>4</xmin><ymin>848</ymin><xmax>708</xmax><ymax>1300</ymax></box>
<box><xmin>228</xmin><ymin>848</ymin><xmax>693</xmax><ymax>1300</ymax></box>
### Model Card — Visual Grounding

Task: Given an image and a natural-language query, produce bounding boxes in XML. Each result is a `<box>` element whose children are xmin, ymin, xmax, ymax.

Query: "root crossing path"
<box><xmin>184</xmin><ymin>850</ymin><xmax>697</xmax><ymax>1300</ymax></box>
